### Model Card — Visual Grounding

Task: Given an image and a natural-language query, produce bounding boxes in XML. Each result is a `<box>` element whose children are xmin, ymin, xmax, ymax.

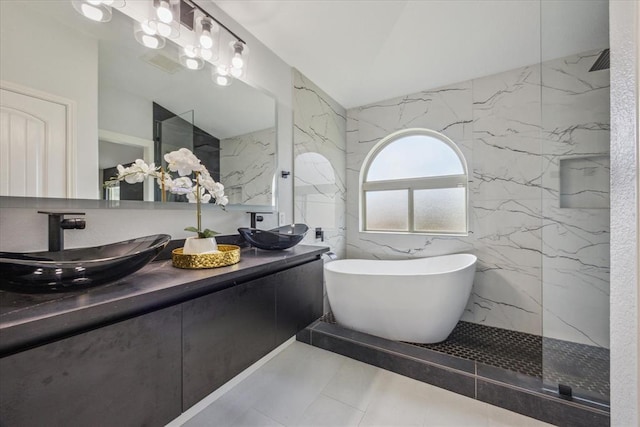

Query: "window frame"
<box><xmin>359</xmin><ymin>128</ymin><xmax>469</xmax><ymax>235</ymax></box>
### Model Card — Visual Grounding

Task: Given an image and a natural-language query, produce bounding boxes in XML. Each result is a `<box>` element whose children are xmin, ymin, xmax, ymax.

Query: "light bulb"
<box><xmin>185</xmin><ymin>58</ymin><xmax>201</xmax><ymax>70</ymax></box>
<box><xmin>141</xmin><ymin>21</ymin><xmax>155</xmax><ymax>35</ymax></box>
<box><xmin>216</xmin><ymin>75</ymin><xmax>230</xmax><ymax>86</ymax></box>
<box><xmin>156</xmin><ymin>22</ymin><xmax>171</xmax><ymax>37</ymax></box>
<box><xmin>183</xmin><ymin>45</ymin><xmax>197</xmax><ymax>58</ymax></box>
<box><xmin>216</xmin><ymin>65</ymin><xmax>229</xmax><ymax>76</ymax></box>
<box><xmin>231</xmin><ymin>53</ymin><xmax>244</xmax><ymax>69</ymax></box>
<box><xmin>156</xmin><ymin>0</ymin><xmax>173</xmax><ymax>23</ymax></box>
<box><xmin>134</xmin><ymin>21</ymin><xmax>165</xmax><ymax>49</ymax></box>
<box><xmin>141</xmin><ymin>34</ymin><xmax>160</xmax><ymax>49</ymax></box>
<box><xmin>200</xmin><ymin>30</ymin><xmax>213</xmax><ymax>49</ymax></box>
<box><xmin>199</xmin><ymin>48</ymin><xmax>213</xmax><ymax>61</ymax></box>
<box><xmin>81</xmin><ymin>3</ymin><xmax>104</xmax><ymax>21</ymax></box>
<box><xmin>230</xmin><ymin>66</ymin><xmax>242</xmax><ymax>78</ymax></box>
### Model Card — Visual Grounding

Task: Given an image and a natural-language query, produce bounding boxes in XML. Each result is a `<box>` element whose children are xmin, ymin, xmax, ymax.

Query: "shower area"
<box><xmin>294</xmin><ymin>0</ymin><xmax>610</xmax><ymax>422</ymax></box>
<box><xmin>539</xmin><ymin>1</ymin><xmax>610</xmax><ymax>408</ymax></box>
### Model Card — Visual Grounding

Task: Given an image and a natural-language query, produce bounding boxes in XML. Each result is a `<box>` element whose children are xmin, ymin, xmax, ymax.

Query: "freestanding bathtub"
<box><xmin>324</xmin><ymin>253</ymin><xmax>477</xmax><ymax>343</ymax></box>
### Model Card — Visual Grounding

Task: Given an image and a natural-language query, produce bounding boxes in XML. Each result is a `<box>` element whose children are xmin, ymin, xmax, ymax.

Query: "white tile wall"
<box><xmin>220</xmin><ymin>127</ymin><xmax>277</xmax><ymax>206</ymax></box>
<box><xmin>293</xmin><ymin>69</ymin><xmax>347</xmax><ymax>259</ymax></box>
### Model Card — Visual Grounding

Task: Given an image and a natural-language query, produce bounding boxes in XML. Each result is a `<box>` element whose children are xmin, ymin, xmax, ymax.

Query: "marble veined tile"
<box><xmin>472</xmin><ymin>135</ymin><xmax>543</xmax><ymax>201</ymax></box>
<box><xmin>293</xmin><ymin>69</ymin><xmax>347</xmax><ymax>259</ymax></box>
<box><xmin>220</xmin><ymin>127</ymin><xmax>276</xmax><ymax>206</ymax></box>
<box><xmin>540</xmin><ymin>202</ymin><xmax>609</xmax><ymax>347</ymax></box>
<box><xmin>464</xmin><ymin>199</ymin><xmax>543</xmax><ymax>335</ymax></box>
<box><xmin>473</xmin><ymin>64</ymin><xmax>541</xmax><ymax>138</ymax></box>
<box><xmin>472</xmin><ymin>65</ymin><xmax>543</xmax><ymax>202</ymax></box>
<box><xmin>346</xmin><ymin>233</ymin><xmax>474</xmax><ymax>261</ymax></box>
<box><xmin>355</xmin><ymin>81</ymin><xmax>472</xmax><ymax>148</ymax></box>
<box><xmin>541</xmin><ymin>49</ymin><xmax>609</xmax><ymax>158</ymax></box>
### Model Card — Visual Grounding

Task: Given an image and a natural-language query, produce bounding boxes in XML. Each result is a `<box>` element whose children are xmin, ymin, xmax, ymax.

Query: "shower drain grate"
<box><xmin>319</xmin><ymin>313</ymin><xmax>609</xmax><ymax>401</ymax></box>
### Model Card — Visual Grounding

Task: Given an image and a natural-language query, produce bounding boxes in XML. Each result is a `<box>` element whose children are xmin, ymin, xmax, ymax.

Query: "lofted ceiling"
<box><xmin>214</xmin><ymin>0</ymin><xmax>609</xmax><ymax>109</ymax></box>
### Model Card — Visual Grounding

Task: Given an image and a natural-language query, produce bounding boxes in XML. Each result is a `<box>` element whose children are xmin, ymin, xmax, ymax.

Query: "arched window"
<box><xmin>360</xmin><ymin>128</ymin><xmax>468</xmax><ymax>234</ymax></box>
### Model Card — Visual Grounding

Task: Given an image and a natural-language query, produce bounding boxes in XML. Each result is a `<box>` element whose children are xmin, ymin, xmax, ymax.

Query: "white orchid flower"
<box><xmin>116</xmin><ymin>159</ymin><xmax>156</xmax><ymax>184</ymax></box>
<box><xmin>107</xmin><ymin>148</ymin><xmax>228</xmax><ymax>239</ymax></box>
<box><xmin>164</xmin><ymin>148</ymin><xmax>205</xmax><ymax>176</ymax></box>
<box><xmin>187</xmin><ymin>186</ymin><xmax>212</xmax><ymax>203</ymax></box>
<box><xmin>168</xmin><ymin>176</ymin><xmax>194</xmax><ymax>194</ymax></box>
<box><xmin>216</xmin><ymin>194</ymin><xmax>229</xmax><ymax>206</ymax></box>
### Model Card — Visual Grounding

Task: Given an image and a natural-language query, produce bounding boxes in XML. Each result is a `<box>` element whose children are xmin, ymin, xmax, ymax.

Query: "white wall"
<box><xmin>98</xmin><ymin>84</ymin><xmax>153</xmax><ymax>142</ymax></box>
<box><xmin>0</xmin><ymin>1</ymin><xmax>99</xmax><ymax>200</ymax></box>
<box><xmin>610</xmin><ymin>0</ymin><xmax>639</xmax><ymax>424</ymax></box>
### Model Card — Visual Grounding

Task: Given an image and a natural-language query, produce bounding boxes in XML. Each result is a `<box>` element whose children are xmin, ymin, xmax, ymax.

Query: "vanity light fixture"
<box><xmin>71</xmin><ymin>0</ymin><xmax>125</xmax><ymax>23</ymax></box>
<box><xmin>149</xmin><ymin>0</ymin><xmax>180</xmax><ymax>39</ymax></box>
<box><xmin>73</xmin><ymin>0</ymin><xmax>248</xmax><ymax>85</ymax></box>
<box><xmin>229</xmin><ymin>41</ymin><xmax>247</xmax><ymax>78</ymax></box>
<box><xmin>133</xmin><ymin>20</ymin><xmax>166</xmax><ymax>49</ymax></box>
<box><xmin>180</xmin><ymin>45</ymin><xmax>205</xmax><ymax>70</ymax></box>
<box><xmin>198</xmin><ymin>17</ymin><xmax>216</xmax><ymax>50</ymax></box>
<box><xmin>212</xmin><ymin>65</ymin><xmax>232</xmax><ymax>87</ymax></box>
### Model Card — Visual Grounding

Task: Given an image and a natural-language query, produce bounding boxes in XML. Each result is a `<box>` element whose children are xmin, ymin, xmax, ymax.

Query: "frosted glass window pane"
<box><xmin>365</xmin><ymin>190</ymin><xmax>408</xmax><ymax>231</ymax></box>
<box><xmin>367</xmin><ymin>135</ymin><xmax>464</xmax><ymax>181</ymax></box>
<box><xmin>414</xmin><ymin>188</ymin><xmax>466</xmax><ymax>233</ymax></box>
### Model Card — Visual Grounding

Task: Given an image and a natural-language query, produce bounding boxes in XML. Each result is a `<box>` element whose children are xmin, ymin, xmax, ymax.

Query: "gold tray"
<box><xmin>171</xmin><ymin>244</ymin><xmax>241</xmax><ymax>269</ymax></box>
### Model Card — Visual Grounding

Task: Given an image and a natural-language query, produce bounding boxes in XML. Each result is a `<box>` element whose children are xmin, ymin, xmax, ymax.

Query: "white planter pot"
<box><xmin>183</xmin><ymin>237</ymin><xmax>219</xmax><ymax>254</ymax></box>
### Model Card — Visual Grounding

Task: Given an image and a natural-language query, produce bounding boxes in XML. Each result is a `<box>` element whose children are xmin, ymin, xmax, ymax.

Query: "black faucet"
<box><xmin>247</xmin><ymin>211</ymin><xmax>271</xmax><ymax>229</ymax></box>
<box><xmin>38</xmin><ymin>211</ymin><xmax>86</xmax><ymax>252</ymax></box>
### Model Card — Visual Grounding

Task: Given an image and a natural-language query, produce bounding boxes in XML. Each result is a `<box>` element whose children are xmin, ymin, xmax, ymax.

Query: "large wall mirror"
<box><xmin>0</xmin><ymin>0</ymin><xmax>277</xmax><ymax>209</ymax></box>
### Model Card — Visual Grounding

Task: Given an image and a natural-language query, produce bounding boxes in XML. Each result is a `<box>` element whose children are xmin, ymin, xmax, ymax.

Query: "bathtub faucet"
<box><xmin>323</xmin><ymin>251</ymin><xmax>337</xmax><ymax>261</ymax></box>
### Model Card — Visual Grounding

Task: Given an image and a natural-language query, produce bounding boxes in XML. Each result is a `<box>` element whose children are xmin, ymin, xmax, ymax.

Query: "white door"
<box><xmin>0</xmin><ymin>82</ymin><xmax>75</xmax><ymax>198</ymax></box>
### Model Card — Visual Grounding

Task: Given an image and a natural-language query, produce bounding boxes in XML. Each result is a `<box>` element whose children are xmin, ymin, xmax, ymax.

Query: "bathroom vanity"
<box><xmin>0</xmin><ymin>244</ymin><xmax>327</xmax><ymax>426</ymax></box>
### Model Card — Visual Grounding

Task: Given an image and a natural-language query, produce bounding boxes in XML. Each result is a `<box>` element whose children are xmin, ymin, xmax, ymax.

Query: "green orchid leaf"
<box><xmin>200</xmin><ymin>229</ymin><xmax>220</xmax><ymax>238</ymax></box>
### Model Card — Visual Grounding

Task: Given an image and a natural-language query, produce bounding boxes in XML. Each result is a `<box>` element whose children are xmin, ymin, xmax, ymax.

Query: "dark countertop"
<box><xmin>0</xmin><ymin>244</ymin><xmax>329</xmax><ymax>356</ymax></box>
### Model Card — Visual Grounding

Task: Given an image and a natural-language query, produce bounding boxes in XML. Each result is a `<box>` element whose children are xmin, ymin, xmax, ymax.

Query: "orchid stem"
<box><xmin>196</xmin><ymin>171</ymin><xmax>202</xmax><ymax>233</ymax></box>
<box><xmin>161</xmin><ymin>169</ymin><xmax>166</xmax><ymax>203</ymax></box>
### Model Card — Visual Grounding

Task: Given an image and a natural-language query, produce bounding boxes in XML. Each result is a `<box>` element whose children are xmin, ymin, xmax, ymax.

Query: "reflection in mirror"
<box><xmin>0</xmin><ymin>0</ymin><xmax>276</xmax><ymax>209</ymax></box>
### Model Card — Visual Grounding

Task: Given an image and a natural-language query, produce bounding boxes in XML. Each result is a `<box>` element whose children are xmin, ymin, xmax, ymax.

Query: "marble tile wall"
<box><xmin>220</xmin><ymin>127</ymin><xmax>277</xmax><ymax>206</ymax></box>
<box><xmin>293</xmin><ymin>69</ymin><xmax>347</xmax><ymax>259</ymax></box>
<box><xmin>293</xmin><ymin>69</ymin><xmax>347</xmax><ymax>312</ymax></box>
<box><xmin>540</xmin><ymin>50</ymin><xmax>610</xmax><ymax>347</ymax></box>
<box><xmin>346</xmin><ymin>50</ymin><xmax>609</xmax><ymax>347</ymax></box>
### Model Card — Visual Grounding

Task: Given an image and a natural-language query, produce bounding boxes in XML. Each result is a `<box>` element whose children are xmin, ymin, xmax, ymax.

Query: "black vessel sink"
<box><xmin>238</xmin><ymin>224</ymin><xmax>308</xmax><ymax>250</ymax></box>
<box><xmin>0</xmin><ymin>234</ymin><xmax>171</xmax><ymax>292</ymax></box>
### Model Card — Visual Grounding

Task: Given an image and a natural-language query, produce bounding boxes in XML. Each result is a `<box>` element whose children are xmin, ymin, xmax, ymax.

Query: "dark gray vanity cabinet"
<box><xmin>0</xmin><ymin>306</ymin><xmax>183</xmax><ymax>427</ymax></box>
<box><xmin>182</xmin><ymin>258</ymin><xmax>323</xmax><ymax>409</ymax></box>
<box><xmin>275</xmin><ymin>258</ymin><xmax>323</xmax><ymax>343</ymax></box>
<box><xmin>0</xmin><ymin>250</ymin><xmax>326</xmax><ymax>426</ymax></box>
<box><xmin>182</xmin><ymin>275</ymin><xmax>277</xmax><ymax>409</ymax></box>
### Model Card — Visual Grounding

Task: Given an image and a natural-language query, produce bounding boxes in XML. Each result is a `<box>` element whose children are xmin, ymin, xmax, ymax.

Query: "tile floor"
<box><xmin>177</xmin><ymin>341</ymin><xmax>552</xmax><ymax>427</ymax></box>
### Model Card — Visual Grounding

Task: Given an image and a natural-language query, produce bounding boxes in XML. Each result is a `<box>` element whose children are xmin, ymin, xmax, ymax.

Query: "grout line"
<box><xmin>251</xmin><ymin>407</ymin><xmax>286</xmax><ymax>427</ymax></box>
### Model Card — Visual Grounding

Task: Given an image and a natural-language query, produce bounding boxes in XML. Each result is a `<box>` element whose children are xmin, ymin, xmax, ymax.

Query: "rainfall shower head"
<box><xmin>589</xmin><ymin>48</ymin><xmax>609</xmax><ymax>72</ymax></box>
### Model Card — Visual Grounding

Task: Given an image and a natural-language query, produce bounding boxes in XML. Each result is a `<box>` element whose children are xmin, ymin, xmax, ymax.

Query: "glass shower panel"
<box><xmin>540</xmin><ymin>0</ymin><xmax>610</xmax><ymax>406</ymax></box>
<box><xmin>156</xmin><ymin>110</ymin><xmax>194</xmax><ymax>202</ymax></box>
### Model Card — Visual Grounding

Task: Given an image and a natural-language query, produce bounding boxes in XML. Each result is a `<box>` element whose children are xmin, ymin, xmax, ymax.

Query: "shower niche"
<box><xmin>559</xmin><ymin>156</ymin><xmax>610</xmax><ymax>209</ymax></box>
